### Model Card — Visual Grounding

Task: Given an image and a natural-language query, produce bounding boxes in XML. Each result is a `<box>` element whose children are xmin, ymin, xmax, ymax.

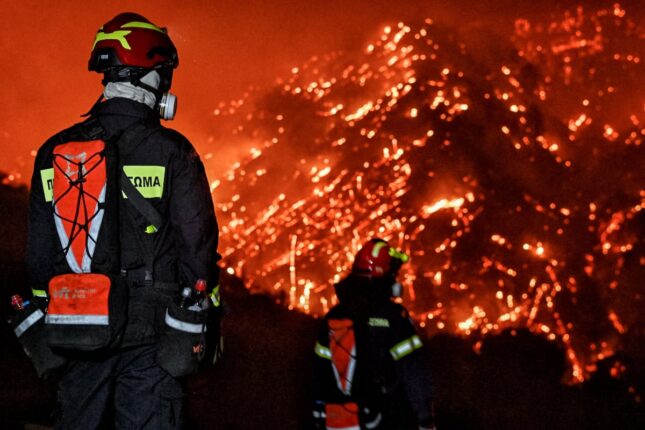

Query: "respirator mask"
<box><xmin>391</xmin><ymin>282</ymin><xmax>403</xmax><ymax>298</ymax></box>
<box><xmin>388</xmin><ymin>251</ymin><xmax>407</xmax><ymax>298</ymax></box>
<box><xmin>135</xmin><ymin>68</ymin><xmax>177</xmax><ymax>120</ymax></box>
<box><xmin>101</xmin><ymin>67</ymin><xmax>178</xmax><ymax>120</ymax></box>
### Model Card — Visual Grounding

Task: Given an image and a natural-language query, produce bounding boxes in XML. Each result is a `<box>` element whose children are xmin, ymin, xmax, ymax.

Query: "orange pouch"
<box><xmin>326</xmin><ymin>402</ymin><xmax>360</xmax><ymax>430</ymax></box>
<box><xmin>45</xmin><ymin>273</ymin><xmax>126</xmax><ymax>351</ymax></box>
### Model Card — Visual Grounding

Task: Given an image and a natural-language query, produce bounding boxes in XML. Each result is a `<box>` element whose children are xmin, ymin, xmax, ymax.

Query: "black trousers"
<box><xmin>56</xmin><ymin>344</ymin><xmax>184</xmax><ymax>429</ymax></box>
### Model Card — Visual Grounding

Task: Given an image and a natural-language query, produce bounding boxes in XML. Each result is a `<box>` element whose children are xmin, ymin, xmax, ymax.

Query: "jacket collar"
<box><xmin>92</xmin><ymin>98</ymin><xmax>159</xmax><ymax>138</ymax></box>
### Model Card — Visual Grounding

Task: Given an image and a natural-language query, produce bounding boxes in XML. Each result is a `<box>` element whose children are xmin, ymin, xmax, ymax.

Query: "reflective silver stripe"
<box><xmin>312</xmin><ymin>411</ymin><xmax>327</xmax><ymax>418</ymax></box>
<box><xmin>54</xmin><ymin>208</ymin><xmax>83</xmax><ymax>273</ymax></box>
<box><xmin>327</xmin><ymin>426</ymin><xmax>360</xmax><ymax>430</ymax></box>
<box><xmin>390</xmin><ymin>334</ymin><xmax>423</xmax><ymax>360</ymax></box>
<box><xmin>45</xmin><ymin>314</ymin><xmax>109</xmax><ymax>325</ymax></box>
<box><xmin>364</xmin><ymin>413</ymin><xmax>382</xmax><ymax>429</ymax></box>
<box><xmin>164</xmin><ymin>310</ymin><xmax>206</xmax><ymax>333</ymax></box>
<box><xmin>332</xmin><ymin>344</ymin><xmax>356</xmax><ymax>395</ymax></box>
<box><xmin>82</xmin><ymin>184</ymin><xmax>106</xmax><ymax>272</ymax></box>
<box><xmin>14</xmin><ymin>309</ymin><xmax>44</xmax><ymax>337</ymax></box>
<box><xmin>314</xmin><ymin>342</ymin><xmax>332</xmax><ymax>359</ymax></box>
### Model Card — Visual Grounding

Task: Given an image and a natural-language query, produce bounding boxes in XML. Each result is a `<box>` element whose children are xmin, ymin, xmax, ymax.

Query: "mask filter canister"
<box><xmin>159</xmin><ymin>93</ymin><xmax>177</xmax><ymax>120</ymax></box>
<box><xmin>391</xmin><ymin>282</ymin><xmax>403</xmax><ymax>298</ymax></box>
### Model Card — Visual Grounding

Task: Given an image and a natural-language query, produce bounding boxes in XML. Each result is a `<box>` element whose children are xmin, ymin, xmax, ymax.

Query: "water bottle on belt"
<box><xmin>178</xmin><ymin>287</ymin><xmax>193</xmax><ymax>309</ymax></box>
<box><xmin>177</xmin><ymin>280</ymin><xmax>208</xmax><ymax>311</ymax></box>
<box><xmin>11</xmin><ymin>294</ymin><xmax>30</xmax><ymax>311</ymax></box>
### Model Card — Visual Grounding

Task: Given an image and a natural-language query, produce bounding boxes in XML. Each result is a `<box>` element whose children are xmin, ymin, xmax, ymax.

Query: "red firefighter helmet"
<box><xmin>351</xmin><ymin>238</ymin><xmax>409</xmax><ymax>278</ymax></box>
<box><xmin>88</xmin><ymin>13</ymin><xmax>178</xmax><ymax>72</ymax></box>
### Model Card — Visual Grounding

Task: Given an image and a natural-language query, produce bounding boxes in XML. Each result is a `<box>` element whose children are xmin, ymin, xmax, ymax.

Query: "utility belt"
<box><xmin>120</xmin><ymin>266</ymin><xmax>178</xmax><ymax>287</ymax></box>
<box><xmin>42</xmin><ymin>267</ymin><xmax>177</xmax><ymax>352</ymax></box>
<box><xmin>12</xmin><ymin>273</ymin><xmax>213</xmax><ymax>378</ymax></box>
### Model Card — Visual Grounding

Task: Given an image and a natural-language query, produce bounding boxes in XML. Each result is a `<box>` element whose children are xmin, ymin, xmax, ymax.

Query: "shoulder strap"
<box><xmin>55</xmin><ymin>116</ymin><xmax>107</xmax><ymax>145</ymax></box>
<box><xmin>116</xmin><ymin>122</ymin><xmax>164</xmax><ymax>285</ymax></box>
<box><xmin>120</xmin><ymin>171</ymin><xmax>163</xmax><ymax>233</ymax></box>
<box><xmin>80</xmin><ymin>116</ymin><xmax>107</xmax><ymax>141</ymax></box>
<box><xmin>117</xmin><ymin>123</ymin><xmax>164</xmax><ymax>232</ymax></box>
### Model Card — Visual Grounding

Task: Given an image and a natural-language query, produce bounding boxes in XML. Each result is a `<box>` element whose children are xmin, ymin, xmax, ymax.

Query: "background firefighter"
<box><xmin>25</xmin><ymin>12</ymin><xmax>221</xmax><ymax>429</ymax></box>
<box><xmin>312</xmin><ymin>238</ymin><xmax>436</xmax><ymax>430</ymax></box>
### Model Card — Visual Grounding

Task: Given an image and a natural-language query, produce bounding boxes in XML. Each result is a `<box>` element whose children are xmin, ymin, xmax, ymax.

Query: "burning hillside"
<box><xmin>204</xmin><ymin>4</ymin><xmax>643</xmax><ymax>382</ymax></box>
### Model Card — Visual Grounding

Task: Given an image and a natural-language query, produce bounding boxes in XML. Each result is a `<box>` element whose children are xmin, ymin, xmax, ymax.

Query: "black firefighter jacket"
<box><xmin>25</xmin><ymin>97</ymin><xmax>221</xmax><ymax>345</ymax></box>
<box><xmin>312</xmin><ymin>297</ymin><xmax>435</xmax><ymax>429</ymax></box>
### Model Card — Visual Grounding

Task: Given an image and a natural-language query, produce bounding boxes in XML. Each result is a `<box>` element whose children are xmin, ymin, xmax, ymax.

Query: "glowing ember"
<box><xmin>205</xmin><ymin>5</ymin><xmax>643</xmax><ymax>382</ymax></box>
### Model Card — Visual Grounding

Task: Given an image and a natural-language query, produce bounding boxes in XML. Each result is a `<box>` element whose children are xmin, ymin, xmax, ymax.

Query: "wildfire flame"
<box><xmin>212</xmin><ymin>4</ymin><xmax>643</xmax><ymax>382</ymax></box>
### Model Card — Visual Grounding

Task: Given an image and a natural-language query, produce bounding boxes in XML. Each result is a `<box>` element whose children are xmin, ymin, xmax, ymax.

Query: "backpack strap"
<box><xmin>120</xmin><ymin>171</ymin><xmax>164</xmax><ymax>233</ymax></box>
<box><xmin>116</xmin><ymin>123</ymin><xmax>164</xmax><ymax>285</ymax></box>
<box><xmin>57</xmin><ymin>116</ymin><xmax>107</xmax><ymax>143</ymax></box>
<box><xmin>117</xmin><ymin>123</ymin><xmax>164</xmax><ymax>232</ymax></box>
<box><xmin>80</xmin><ymin>117</ymin><xmax>107</xmax><ymax>141</ymax></box>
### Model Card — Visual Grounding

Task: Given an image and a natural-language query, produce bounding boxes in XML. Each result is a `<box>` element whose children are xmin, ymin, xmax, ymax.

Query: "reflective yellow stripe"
<box><xmin>314</xmin><ymin>342</ymin><xmax>332</xmax><ymax>360</ymax></box>
<box><xmin>145</xmin><ymin>225</ymin><xmax>158</xmax><ymax>234</ymax></box>
<box><xmin>388</xmin><ymin>247</ymin><xmax>409</xmax><ymax>263</ymax></box>
<box><xmin>40</xmin><ymin>168</ymin><xmax>54</xmax><ymax>202</ymax></box>
<box><xmin>390</xmin><ymin>334</ymin><xmax>422</xmax><ymax>360</ymax></box>
<box><xmin>122</xmin><ymin>166</ymin><xmax>165</xmax><ymax>198</ymax></box>
<box><xmin>92</xmin><ymin>30</ymin><xmax>132</xmax><ymax>50</ymax></box>
<box><xmin>121</xmin><ymin>21</ymin><xmax>166</xmax><ymax>34</ymax></box>
<box><xmin>368</xmin><ymin>317</ymin><xmax>390</xmax><ymax>327</ymax></box>
<box><xmin>372</xmin><ymin>241</ymin><xmax>388</xmax><ymax>257</ymax></box>
<box><xmin>210</xmin><ymin>285</ymin><xmax>221</xmax><ymax>307</ymax></box>
<box><xmin>31</xmin><ymin>288</ymin><xmax>48</xmax><ymax>298</ymax></box>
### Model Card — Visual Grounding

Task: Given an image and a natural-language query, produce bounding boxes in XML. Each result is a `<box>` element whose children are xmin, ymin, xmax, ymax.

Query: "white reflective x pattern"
<box><xmin>53</xmin><ymin>183</ymin><xmax>106</xmax><ymax>274</ymax></box>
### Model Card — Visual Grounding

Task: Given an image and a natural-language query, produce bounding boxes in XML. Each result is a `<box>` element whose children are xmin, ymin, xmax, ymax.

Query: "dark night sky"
<box><xmin>0</xmin><ymin>0</ymin><xmax>640</xmax><ymax>181</ymax></box>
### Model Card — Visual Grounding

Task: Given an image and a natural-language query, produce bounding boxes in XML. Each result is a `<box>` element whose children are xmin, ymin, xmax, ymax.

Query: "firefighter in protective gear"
<box><xmin>25</xmin><ymin>12</ymin><xmax>220</xmax><ymax>429</ymax></box>
<box><xmin>312</xmin><ymin>239</ymin><xmax>436</xmax><ymax>430</ymax></box>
